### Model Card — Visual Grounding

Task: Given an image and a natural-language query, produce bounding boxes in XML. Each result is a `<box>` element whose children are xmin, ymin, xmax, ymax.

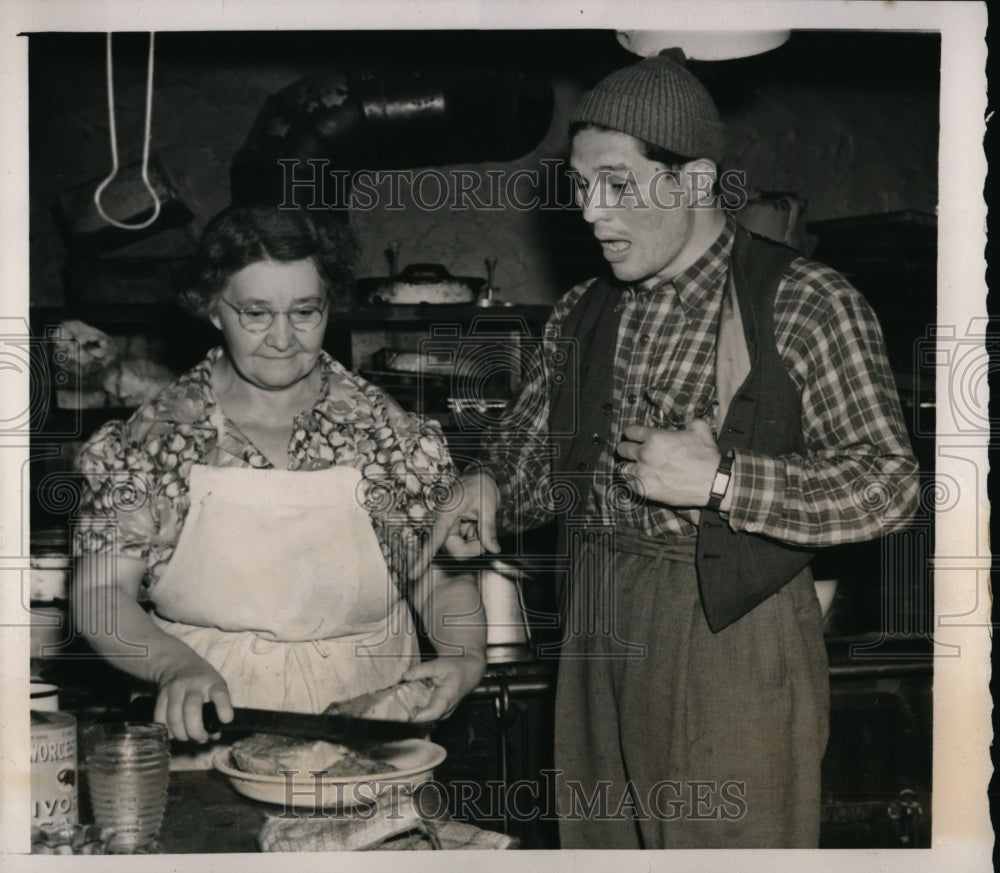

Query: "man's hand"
<box><xmin>430</xmin><ymin>472</ymin><xmax>502</xmax><ymax>559</ymax></box>
<box><xmin>616</xmin><ymin>418</ymin><xmax>722</xmax><ymax>508</ymax></box>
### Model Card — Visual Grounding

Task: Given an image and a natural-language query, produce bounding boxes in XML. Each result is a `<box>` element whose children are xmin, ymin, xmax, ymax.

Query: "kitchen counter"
<box><xmin>51</xmin><ymin>644</ymin><xmax>932</xmax><ymax>850</ymax></box>
<box><xmin>154</xmin><ymin>771</ymin><xmax>508</xmax><ymax>853</ymax></box>
<box><xmin>66</xmin><ymin>660</ymin><xmax>555</xmax><ymax>853</ymax></box>
<box><xmin>158</xmin><ymin>770</ymin><xmax>268</xmax><ymax>853</ymax></box>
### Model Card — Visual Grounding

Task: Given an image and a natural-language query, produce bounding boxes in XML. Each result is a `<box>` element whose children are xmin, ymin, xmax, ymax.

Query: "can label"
<box><xmin>30</xmin><ymin>711</ymin><xmax>78</xmax><ymax>834</ymax></box>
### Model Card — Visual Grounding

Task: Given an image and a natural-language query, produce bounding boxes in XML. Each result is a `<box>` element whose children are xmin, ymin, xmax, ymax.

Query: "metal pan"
<box><xmin>355</xmin><ymin>263</ymin><xmax>484</xmax><ymax>306</ymax></box>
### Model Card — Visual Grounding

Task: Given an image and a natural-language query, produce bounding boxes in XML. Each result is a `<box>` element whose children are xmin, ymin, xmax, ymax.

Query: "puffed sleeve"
<box><xmin>73</xmin><ymin>417</ymin><xmax>163</xmax><ymax>560</ymax></box>
<box><xmin>358</xmin><ymin>383</ymin><xmax>460</xmax><ymax>585</ymax></box>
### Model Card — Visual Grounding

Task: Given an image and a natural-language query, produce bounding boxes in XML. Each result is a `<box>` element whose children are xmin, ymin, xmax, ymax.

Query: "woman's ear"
<box><xmin>208</xmin><ymin>301</ymin><xmax>223</xmax><ymax>332</ymax></box>
<box><xmin>683</xmin><ymin>158</ymin><xmax>718</xmax><ymax>207</ymax></box>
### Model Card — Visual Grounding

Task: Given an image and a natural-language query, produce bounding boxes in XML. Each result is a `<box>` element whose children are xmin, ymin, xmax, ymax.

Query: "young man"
<box><xmin>433</xmin><ymin>51</ymin><xmax>919</xmax><ymax>848</ymax></box>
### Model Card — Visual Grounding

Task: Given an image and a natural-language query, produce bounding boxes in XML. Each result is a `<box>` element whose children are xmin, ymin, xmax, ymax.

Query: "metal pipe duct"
<box><xmin>230</xmin><ymin>63</ymin><xmax>554</xmax><ymax>209</ymax></box>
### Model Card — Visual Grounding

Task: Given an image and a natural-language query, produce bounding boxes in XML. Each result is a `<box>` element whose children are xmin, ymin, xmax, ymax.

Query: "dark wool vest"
<box><xmin>549</xmin><ymin>225</ymin><xmax>813</xmax><ymax>632</ymax></box>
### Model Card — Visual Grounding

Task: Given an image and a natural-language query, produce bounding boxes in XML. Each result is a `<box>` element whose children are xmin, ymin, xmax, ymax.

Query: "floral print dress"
<box><xmin>74</xmin><ymin>347</ymin><xmax>457</xmax><ymax>598</ymax></box>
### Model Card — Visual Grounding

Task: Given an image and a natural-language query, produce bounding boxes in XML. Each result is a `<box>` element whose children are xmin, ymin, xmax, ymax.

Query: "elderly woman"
<box><xmin>73</xmin><ymin>205</ymin><xmax>485</xmax><ymax>746</ymax></box>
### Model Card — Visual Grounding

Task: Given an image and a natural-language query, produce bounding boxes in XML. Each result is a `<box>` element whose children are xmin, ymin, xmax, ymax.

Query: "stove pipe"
<box><xmin>230</xmin><ymin>63</ymin><xmax>554</xmax><ymax>211</ymax></box>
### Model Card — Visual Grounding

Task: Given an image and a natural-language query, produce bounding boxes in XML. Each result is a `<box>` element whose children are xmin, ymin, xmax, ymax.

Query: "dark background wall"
<box><xmin>28</xmin><ymin>29</ymin><xmax>940</xmax><ymax>306</ymax></box>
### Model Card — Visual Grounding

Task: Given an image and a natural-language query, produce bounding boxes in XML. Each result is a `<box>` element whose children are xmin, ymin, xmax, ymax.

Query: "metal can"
<box><xmin>30</xmin><ymin>710</ymin><xmax>78</xmax><ymax>836</ymax></box>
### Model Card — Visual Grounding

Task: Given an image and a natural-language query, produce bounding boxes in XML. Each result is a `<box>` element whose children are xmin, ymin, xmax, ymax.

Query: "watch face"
<box><xmin>709</xmin><ymin>453</ymin><xmax>735</xmax><ymax>508</ymax></box>
<box><xmin>710</xmin><ymin>473</ymin><xmax>730</xmax><ymax>500</ymax></box>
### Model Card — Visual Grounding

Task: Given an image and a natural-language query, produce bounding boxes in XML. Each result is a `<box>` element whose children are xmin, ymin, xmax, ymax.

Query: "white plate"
<box><xmin>213</xmin><ymin>739</ymin><xmax>446</xmax><ymax>810</ymax></box>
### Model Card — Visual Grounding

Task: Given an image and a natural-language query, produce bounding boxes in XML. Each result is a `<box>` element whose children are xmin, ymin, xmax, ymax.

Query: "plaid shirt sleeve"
<box><xmin>475</xmin><ymin>281</ymin><xmax>594</xmax><ymax>534</ymax></box>
<box><xmin>725</xmin><ymin>259</ymin><xmax>920</xmax><ymax>545</ymax></box>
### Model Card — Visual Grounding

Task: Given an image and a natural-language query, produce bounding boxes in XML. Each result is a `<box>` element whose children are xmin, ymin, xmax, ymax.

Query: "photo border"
<box><xmin>1</xmin><ymin>2</ymin><xmax>991</xmax><ymax>871</ymax></box>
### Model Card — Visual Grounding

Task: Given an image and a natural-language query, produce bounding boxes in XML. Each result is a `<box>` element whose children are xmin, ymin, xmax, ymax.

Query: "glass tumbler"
<box><xmin>83</xmin><ymin>722</ymin><xmax>170</xmax><ymax>853</ymax></box>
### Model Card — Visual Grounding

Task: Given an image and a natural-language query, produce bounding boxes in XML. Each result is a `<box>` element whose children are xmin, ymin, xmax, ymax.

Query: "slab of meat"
<box><xmin>230</xmin><ymin>734</ymin><xmax>349</xmax><ymax>775</ymax></box>
<box><xmin>323</xmin><ymin>679</ymin><xmax>434</xmax><ymax>721</ymax></box>
<box><xmin>230</xmin><ymin>733</ymin><xmax>399</xmax><ymax>777</ymax></box>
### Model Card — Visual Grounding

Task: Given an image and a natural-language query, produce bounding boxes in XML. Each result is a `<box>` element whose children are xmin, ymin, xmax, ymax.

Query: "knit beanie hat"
<box><xmin>571</xmin><ymin>49</ymin><xmax>725</xmax><ymax>164</ymax></box>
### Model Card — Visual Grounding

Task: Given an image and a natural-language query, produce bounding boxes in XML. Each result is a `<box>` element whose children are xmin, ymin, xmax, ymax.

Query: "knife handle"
<box><xmin>202</xmin><ymin>702</ymin><xmax>223</xmax><ymax>734</ymax></box>
<box><xmin>126</xmin><ymin>697</ymin><xmax>227</xmax><ymax>735</ymax></box>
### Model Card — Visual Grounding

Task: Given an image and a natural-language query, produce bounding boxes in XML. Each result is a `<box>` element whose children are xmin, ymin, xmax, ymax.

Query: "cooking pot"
<box><xmin>358</xmin><ymin>262</ymin><xmax>484</xmax><ymax>305</ymax></box>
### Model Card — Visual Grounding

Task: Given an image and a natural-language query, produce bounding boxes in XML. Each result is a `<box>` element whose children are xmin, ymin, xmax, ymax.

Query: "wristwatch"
<box><xmin>706</xmin><ymin>450</ymin><xmax>735</xmax><ymax>512</ymax></box>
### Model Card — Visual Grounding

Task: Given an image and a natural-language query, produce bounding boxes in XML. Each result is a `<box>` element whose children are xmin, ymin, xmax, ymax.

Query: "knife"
<box><xmin>126</xmin><ymin>698</ymin><xmax>432</xmax><ymax>743</ymax></box>
<box><xmin>433</xmin><ymin>552</ymin><xmax>548</xmax><ymax>583</ymax></box>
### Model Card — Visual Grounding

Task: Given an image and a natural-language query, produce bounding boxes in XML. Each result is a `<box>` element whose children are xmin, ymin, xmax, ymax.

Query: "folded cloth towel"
<box><xmin>258</xmin><ymin>793</ymin><xmax>421</xmax><ymax>852</ymax></box>
<box><xmin>379</xmin><ymin>820</ymin><xmax>515</xmax><ymax>851</ymax></box>
<box><xmin>258</xmin><ymin>790</ymin><xmax>513</xmax><ymax>852</ymax></box>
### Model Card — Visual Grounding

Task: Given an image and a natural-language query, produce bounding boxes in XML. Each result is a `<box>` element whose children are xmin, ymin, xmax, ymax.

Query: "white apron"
<box><xmin>149</xmin><ymin>463</ymin><xmax>418</xmax><ymax>717</ymax></box>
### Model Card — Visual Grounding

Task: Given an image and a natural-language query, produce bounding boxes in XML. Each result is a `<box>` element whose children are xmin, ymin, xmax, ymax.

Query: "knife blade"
<box><xmin>433</xmin><ymin>552</ymin><xmax>546</xmax><ymax>583</ymax></box>
<box><xmin>127</xmin><ymin>697</ymin><xmax>432</xmax><ymax>743</ymax></box>
<box><xmin>207</xmin><ymin>704</ymin><xmax>432</xmax><ymax>742</ymax></box>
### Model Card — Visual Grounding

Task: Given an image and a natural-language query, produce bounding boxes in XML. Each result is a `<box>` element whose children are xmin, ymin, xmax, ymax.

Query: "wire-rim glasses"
<box><xmin>217</xmin><ymin>294</ymin><xmax>329</xmax><ymax>333</ymax></box>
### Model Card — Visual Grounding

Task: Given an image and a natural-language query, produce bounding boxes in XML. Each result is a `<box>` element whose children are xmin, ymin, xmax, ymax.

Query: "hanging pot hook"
<box><xmin>93</xmin><ymin>32</ymin><xmax>162</xmax><ymax>231</ymax></box>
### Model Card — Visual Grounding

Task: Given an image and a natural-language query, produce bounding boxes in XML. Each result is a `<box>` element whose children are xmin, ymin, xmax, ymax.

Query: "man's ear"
<box><xmin>682</xmin><ymin>159</ymin><xmax>718</xmax><ymax>207</ymax></box>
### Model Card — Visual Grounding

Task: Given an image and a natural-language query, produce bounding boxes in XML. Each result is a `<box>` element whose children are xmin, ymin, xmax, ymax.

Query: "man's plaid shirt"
<box><xmin>478</xmin><ymin>214</ymin><xmax>919</xmax><ymax>545</ymax></box>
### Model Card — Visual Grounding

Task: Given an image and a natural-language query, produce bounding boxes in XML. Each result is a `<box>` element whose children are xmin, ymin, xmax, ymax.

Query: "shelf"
<box><xmin>345</xmin><ymin>303</ymin><xmax>550</xmax><ymax>327</ymax></box>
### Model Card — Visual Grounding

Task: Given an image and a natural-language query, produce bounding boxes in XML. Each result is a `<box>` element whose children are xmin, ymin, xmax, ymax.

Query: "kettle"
<box><xmin>479</xmin><ymin>562</ymin><xmax>533</xmax><ymax>663</ymax></box>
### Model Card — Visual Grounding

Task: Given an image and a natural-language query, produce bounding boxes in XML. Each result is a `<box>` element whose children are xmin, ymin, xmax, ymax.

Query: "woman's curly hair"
<box><xmin>179</xmin><ymin>205</ymin><xmax>359</xmax><ymax>319</ymax></box>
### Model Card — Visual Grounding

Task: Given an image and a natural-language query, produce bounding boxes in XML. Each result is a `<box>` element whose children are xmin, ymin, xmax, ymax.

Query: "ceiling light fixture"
<box><xmin>616</xmin><ymin>30</ymin><xmax>791</xmax><ymax>61</ymax></box>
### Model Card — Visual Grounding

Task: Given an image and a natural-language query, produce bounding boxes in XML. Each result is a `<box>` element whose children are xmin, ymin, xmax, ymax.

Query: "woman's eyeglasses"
<box><xmin>217</xmin><ymin>295</ymin><xmax>328</xmax><ymax>333</ymax></box>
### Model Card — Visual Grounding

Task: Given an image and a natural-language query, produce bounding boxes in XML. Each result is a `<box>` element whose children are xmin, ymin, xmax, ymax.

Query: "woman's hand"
<box><xmin>153</xmin><ymin>656</ymin><xmax>234</xmax><ymax>743</ymax></box>
<box><xmin>74</xmin><ymin>556</ymin><xmax>235</xmax><ymax>743</ymax></box>
<box><xmin>408</xmin><ymin>563</ymin><xmax>488</xmax><ymax>721</ymax></box>
<box><xmin>402</xmin><ymin>653</ymin><xmax>487</xmax><ymax>722</ymax></box>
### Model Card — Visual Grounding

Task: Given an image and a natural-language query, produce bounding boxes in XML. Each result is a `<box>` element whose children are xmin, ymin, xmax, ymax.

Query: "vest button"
<box><xmin>627</xmin><ymin>393</ymin><xmax>638</xmax><ymax>404</ymax></box>
<box><xmin>591</xmin><ymin>433</ymin><xmax>603</xmax><ymax>445</ymax></box>
<box><xmin>576</xmin><ymin>461</ymin><xmax>589</xmax><ymax>471</ymax></box>
<box><xmin>602</xmin><ymin>403</ymin><xmax>613</xmax><ymax>416</ymax></box>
